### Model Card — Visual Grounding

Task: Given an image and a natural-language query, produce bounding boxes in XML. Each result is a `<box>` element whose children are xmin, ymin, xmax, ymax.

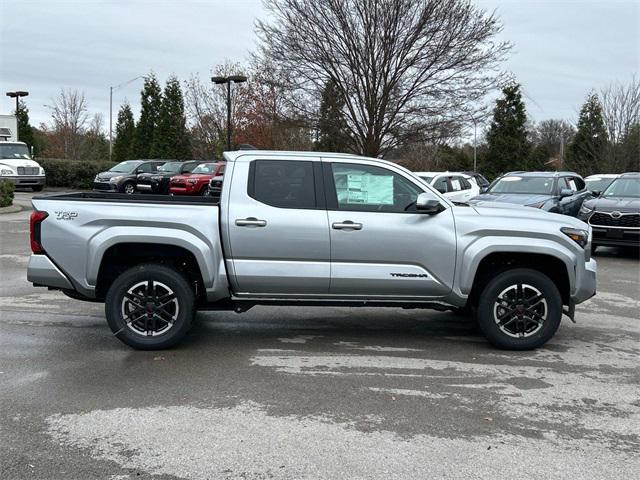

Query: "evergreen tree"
<box><xmin>112</xmin><ymin>103</ymin><xmax>136</xmax><ymax>162</ymax></box>
<box><xmin>16</xmin><ymin>100</ymin><xmax>35</xmax><ymax>151</ymax></box>
<box><xmin>484</xmin><ymin>82</ymin><xmax>530</xmax><ymax>178</ymax></box>
<box><xmin>619</xmin><ymin>123</ymin><xmax>640</xmax><ymax>172</ymax></box>
<box><xmin>151</xmin><ymin>76</ymin><xmax>192</xmax><ymax>159</ymax></box>
<box><xmin>315</xmin><ymin>80</ymin><xmax>351</xmax><ymax>152</ymax></box>
<box><xmin>567</xmin><ymin>93</ymin><xmax>608</xmax><ymax>175</ymax></box>
<box><xmin>133</xmin><ymin>74</ymin><xmax>162</xmax><ymax>158</ymax></box>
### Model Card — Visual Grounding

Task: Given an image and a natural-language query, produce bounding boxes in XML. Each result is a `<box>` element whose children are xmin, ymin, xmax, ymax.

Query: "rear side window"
<box><xmin>460</xmin><ymin>177</ymin><xmax>472</xmax><ymax>190</ymax></box>
<box><xmin>249</xmin><ymin>160</ymin><xmax>316</xmax><ymax>209</ymax></box>
<box><xmin>449</xmin><ymin>177</ymin><xmax>462</xmax><ymax>191</ymax></box>
<box><xmin>573</xmin><ymin>177</ymin><xmax>585</xmax><ymax>191</ymax></box>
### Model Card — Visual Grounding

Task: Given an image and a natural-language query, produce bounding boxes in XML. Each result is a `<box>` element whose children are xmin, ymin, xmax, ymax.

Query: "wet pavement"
<box><xmin>1</xmin><ymin>190</ymin><xmax>639</xmax><ymax>479</ymax></box>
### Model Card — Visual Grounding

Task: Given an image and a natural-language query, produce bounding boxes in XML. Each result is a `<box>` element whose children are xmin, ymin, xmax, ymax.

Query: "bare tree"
<box><xmin>600</xmin><ymin>76</ymin><xmax>640</xmax><ymax>145</ymax></box>
<box><xmin>256</xmin><ymin>0</ymin><xmax>510</xmax><ymax>157</ymax></box>
<box><xmin>46</xmin><ymin>89</ymin><xmax>89</xmax><ymax>159</ymax></box>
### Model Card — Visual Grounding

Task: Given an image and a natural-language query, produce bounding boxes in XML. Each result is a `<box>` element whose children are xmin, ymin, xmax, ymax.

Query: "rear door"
<box><xmin>324</xmin><ymin>159</ymin><xmax>457</xmax><ymax>298</ymax></box>
<box><xmin>225</xmin><ymin>156</ymin><xmax>330</xmax><ymax>295</ymax></box>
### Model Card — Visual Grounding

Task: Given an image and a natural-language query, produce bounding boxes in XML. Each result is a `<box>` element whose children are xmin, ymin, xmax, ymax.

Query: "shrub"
<box><xmin>0</xmin><ymin>179</ymin><xmax>15</xmax><ymax>207</ymax></box>
<box><xmin>38</xmin><ymin>158</ymin><xmax>115</xmax><ymax>190</ymax></box>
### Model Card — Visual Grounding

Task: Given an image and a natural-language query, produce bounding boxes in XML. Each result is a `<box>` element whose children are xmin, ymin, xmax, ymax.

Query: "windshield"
<box><xmin>109</xmin><ymin>160</ymin><xmax>141</xmax><ymax>173</ymax></box>
<box><xmin>0</xmin><ymin>144</ymin><xmax>30</xmax><ymax>159</ymax></box>
<box><xmin>602</xmin><ymin>178</ymin><xmax>640</xmax><ymax>198</ymax></box>
<box><xmin>191</xmin><ymin>163</ymin><xmax>216</xmax><ymax>174</ymax></box>
<box><xmin>586</xmin><ymin>177</ymin><xmax>615</xmax><ymax>192</ymax></box>
<box><xmin>158</xmin><ymin>162</ymin><xmax>182</xmax><ymax>174</ymax></box>
<box><xmin>489</xmin><ymin>176</ymin><xmax>554</xmax><ymax>195</ymax></box>
<box><xmin>419</xmin><ymin>176</ymin><xmax>434</xmax><ymax>183</ymax></box>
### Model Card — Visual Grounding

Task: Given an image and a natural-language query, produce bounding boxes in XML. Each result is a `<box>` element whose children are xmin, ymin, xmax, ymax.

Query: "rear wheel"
<box><xmin>105</xmin><ymin>264</ymin><xmax>195</xmax><ymax>349</ymax></box>
<box><xmin>476</xmin><ymin>268</ymin><xmax>562</xmax><ymax>350</ymax></box>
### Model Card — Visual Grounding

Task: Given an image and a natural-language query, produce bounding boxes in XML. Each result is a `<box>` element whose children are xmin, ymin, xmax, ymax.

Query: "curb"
<box><xmin>0</xmin><ymin>203</ymin><xmax>23</xmax><ymax>214</ymax></box>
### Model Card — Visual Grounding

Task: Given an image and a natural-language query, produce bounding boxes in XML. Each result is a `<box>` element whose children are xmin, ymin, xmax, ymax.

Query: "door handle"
<box><xmin>332</xmin><ymin>220</ymin><xmax>362</xmax><ymax>230</ymax></box>
<box><xmin>235</xmin><ymin>217</ymin><xmax>267</xmax><ymax>227</ymax></box>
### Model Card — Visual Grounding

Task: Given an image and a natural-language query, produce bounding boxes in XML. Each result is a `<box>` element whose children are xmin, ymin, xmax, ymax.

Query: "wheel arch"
<box><xmin>466</xmin><ymin>251</ymin><xmax>572</xmax><ymax>308</ymax></box>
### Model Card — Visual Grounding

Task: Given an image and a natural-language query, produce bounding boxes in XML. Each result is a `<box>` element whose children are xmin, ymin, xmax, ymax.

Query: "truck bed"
<box><xmin>33</xmin><ymin>191</ymin><xmax>218</xmax><ymax>205</ymax></box>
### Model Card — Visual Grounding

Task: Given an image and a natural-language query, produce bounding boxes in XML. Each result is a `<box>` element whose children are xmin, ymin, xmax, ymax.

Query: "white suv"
<box><xmin>414</xmin><ymin>172</ymin><xmax>480</xmax><ymax>203</ymax></box>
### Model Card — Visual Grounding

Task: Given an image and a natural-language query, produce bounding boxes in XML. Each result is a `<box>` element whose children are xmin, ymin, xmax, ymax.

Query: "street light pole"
<box><xmin>5</xmin><ymin>91</ymin><xmax>29</xmax><ymax>141</ymax></box>
<box><xmin>109</xmin><ymin>76</ymin><xmax>145</xmax><ymax>161</ymax></box>
<box><xmin>211</xmin><ymin>75</ymin><xmax>248</xmax><ymax>151</ymax></box>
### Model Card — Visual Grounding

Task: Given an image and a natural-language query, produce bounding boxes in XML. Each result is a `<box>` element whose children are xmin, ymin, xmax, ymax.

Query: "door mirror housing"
<box><xmin>416</xmin><ymin>193</ymin><xmax>444</xmax><ymax>214</ymax></box>
<box><xmin>591</xmin><ymin>190</ymin><xmax>602</xmax><ymax>197</ymax></box>
<box><xmin>480</xmin><ymin>186</ymin><xmax>489</xmax><ymax>194</ymax></box>
<box><xmin>559</xmin><ymin>188</ymin><xmax>573</xmax><ymax>198</ymax></box>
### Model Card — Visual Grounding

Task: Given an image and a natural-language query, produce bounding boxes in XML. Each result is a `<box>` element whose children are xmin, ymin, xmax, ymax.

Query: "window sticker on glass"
<box><xmin>450</xmin><ymin>179</ymin><xmax>461</xmax><ymax>191</ymax></box>
<box><xmin>334</xmin><ymin>170</ymin><xmax>394</xmax><ymax>205</ymax></box>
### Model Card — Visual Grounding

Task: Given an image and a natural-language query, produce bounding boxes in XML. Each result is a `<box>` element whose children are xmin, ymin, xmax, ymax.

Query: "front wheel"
<box><xmin>476</xmin><ymin>268</ymin><xmax>562</xmax><ymax>350</ymax></box>
<box><xmin>105</xmin><ymin>264</ymin><xmax>195</xmax><ymax>349</ymax></box>
<box><xmin>122</xmin><ymin>181</ymin><xmax>136</xmax><ymax>195</ymax></box>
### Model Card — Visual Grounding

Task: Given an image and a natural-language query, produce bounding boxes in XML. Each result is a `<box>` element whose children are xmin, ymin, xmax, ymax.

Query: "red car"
<box><xmin>169</xmin><ymin>162</ymin><xmax>225</xmax><ymax>196</ymax></box>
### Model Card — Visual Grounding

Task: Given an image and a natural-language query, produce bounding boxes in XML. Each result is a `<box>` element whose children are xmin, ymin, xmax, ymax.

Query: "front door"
<box><xmin>226</xmin><ymin>157</ymin><xmax>330</xmax><ymax>295</ymax></box>
<box><xmin>324</xmin><ymin>160</ymin><xmax>457</xmax><ymax>298</ymax></box>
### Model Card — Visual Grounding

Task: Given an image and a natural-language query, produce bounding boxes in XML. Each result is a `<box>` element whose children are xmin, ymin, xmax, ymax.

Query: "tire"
<box><xmin>476</xmin><ymin>268</ymin><xmax>562</xmax><ymax>350</ymax></box>
<box><xmin>32</xmin><ymin>185</ymin><xmax>44</xmax><ymax>192</ymax></box>
<box><xmin>199</xmin><ymin>187</ymin><xmax>209</xmax><ymax>196</ymax></box>
<box><xmin>105</xmin><ymin>264</ymin><xmax>195</xmax><ymax>350</ymax></box>
<box><xmin>122</xmin><ymin>181</ymin><xmax>136</xmax><ymax>195</ymax></box>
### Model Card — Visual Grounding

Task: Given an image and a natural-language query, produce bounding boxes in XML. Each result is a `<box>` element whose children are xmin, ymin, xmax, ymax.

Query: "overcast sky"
<box><xmin>1</xmin><ymin>0</ymin><xmax>638</xmax><ymax>132</ymax></box>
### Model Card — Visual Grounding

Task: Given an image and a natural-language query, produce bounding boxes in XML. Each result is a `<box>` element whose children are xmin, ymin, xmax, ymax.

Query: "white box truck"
<box><xmin>0</xmin><ymin>114</ymin><xmax>46</xmax><ymax>191</ymax></box>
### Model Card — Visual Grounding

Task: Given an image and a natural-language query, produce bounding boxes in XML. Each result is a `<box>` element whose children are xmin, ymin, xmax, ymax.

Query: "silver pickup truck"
<box><xmin>27</xmin><ymin>151</ymin><xmax>597</xmax><ymax>350</ymax></box>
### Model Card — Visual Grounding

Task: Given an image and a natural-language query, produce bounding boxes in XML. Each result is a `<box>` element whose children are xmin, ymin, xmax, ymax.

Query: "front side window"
<box><xmin>449</xmin><ymin>177</ymin><xmax>462</xmax><ymax>192</ymax></box>
<box><xmin>250</xmin><ymin>160</ymin><xmax>316</xmax><ymax>209</ymax></box>
<box><xmin>158</xmin><ymin>162</ymin><xmax>182</xmax><ymax>174</ymax></box>
<box><xmin>137</xmin><ymin>163</ymin><xmax>154</xmax><ymax>174</ymax></box>
<box><xmin>330</xmin><ymin>163</ymin><xmax>422</xmax><ymax>213</ymax></box>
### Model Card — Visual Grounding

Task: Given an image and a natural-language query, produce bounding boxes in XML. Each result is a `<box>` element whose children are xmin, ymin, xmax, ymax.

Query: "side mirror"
<box><xmin>416</xmin><ymin>193</ymin><xmax>444</xmax><ymax>214</ymax></box>
<box><xmin>480</xmin><ymin>186</ymin><xmax>488</xmax><ymax>194</ymax></box>
<box><xmin>559</xmin><ymin>188</ymin><xmax>573</xmax><ymax>198</ymax></box>
<box><xmin>591</xmin><ymin>190</ymin><xmax>602</xmax><ymax>197</ymax></box>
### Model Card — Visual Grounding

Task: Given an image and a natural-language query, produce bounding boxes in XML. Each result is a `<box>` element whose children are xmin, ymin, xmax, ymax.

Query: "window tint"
<box><xmin>251</xmin><ymin>160</ymin><xmax>316</xmax><ymax>209</ymax></box>
<box><xmin>460</xmin><ymin>177</ymin><xmax>472</xmax><ymax>190</ymax></box>
<box><xmin>330</xmin><ymin>163</ymin><xmax>422</xmax><ymax>213</ymax></box>
<box><xmin>573</xmin><ymin>177</ymin><xmax>585</xmax><ymax>191</ymax></box>
<box><xmin>138</xmin><ymin>163</ymin><xmax>154</xmax><ymax>173</ymax></box>
<box><xmin>432</xmin><ymin>177</ymin><xmax>448</xmax><ymax>193</ymax></box>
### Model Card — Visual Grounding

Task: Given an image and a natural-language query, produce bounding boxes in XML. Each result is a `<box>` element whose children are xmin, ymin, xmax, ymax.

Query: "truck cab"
<box><xmin>0</xmin><ymin>116</ymin><xmax>46</xmax><ymax>191</ymax></box>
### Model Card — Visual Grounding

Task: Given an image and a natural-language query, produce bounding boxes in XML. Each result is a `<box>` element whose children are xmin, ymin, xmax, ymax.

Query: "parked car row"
<box><xmin>414</xmin><ymin>169</ymin><xmax>639</xmax><ymax>251</ymax></box>
<box><xmin>93</xmin><ymin>159</ymin><xmax>225</xmax><ymax>196</ymax></box>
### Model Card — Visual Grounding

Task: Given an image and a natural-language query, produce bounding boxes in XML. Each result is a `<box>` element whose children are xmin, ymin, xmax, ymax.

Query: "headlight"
<box><xmin>110</xmin><ymin>176</ymin><xmax>123</xmax><ymax>183</ymax></box>
<box><xmin>1</xmin><ymin>168</ymin><xmax>14</xmax><ymax>176</ymax></box>
<box><xmin>526</xmin><ymin>201</ymin><xmax>546</xmax><ymax>209</ymax></box>
<box><xmin>40</xmin><ymin>167</ymin><xmax>45</xmax><ymax>175</ymax></box>
<box><xmin>561</xmin><ymin>227</ymin><xmax>589</xmax><ymax>248</ymax></box>
<box><xmin>187</xmin><ymin>179</ymin><xmax>198</xmax><ymax>184</ymax></box>
<box><xmin>579</xmin><ymin>204</ymin><xmax>593</xmax><ymax>215</ymax></box>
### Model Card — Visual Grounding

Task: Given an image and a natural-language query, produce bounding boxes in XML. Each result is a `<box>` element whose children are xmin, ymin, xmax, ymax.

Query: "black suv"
<box><xmin>578</xmin><ymin>172</ymin><xmax>640</xmax><ymax>250</ymax></box>
<box><xmin>137</xmin><ymin>160</ymin><xmax>199</xmax><ymax>194</ymax></box>
<box><xmin>472</xmin><ymin>171</ymin><xmax>590</xmax><ymax>217</ymax></box>
<box><xmin>94</xmin><ymin>160</ymin><xmax>165</xmax><ymax>194</ymax></box>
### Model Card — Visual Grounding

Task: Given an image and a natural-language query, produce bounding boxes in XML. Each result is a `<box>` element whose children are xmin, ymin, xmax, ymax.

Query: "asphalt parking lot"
<box><xmin>1</xmin><ymin>190</ymin><xmax>639</xmax><ymax>479</ymax></box>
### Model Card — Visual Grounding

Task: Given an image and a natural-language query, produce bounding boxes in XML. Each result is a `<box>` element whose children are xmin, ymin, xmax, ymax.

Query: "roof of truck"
<box><xmin>223</xmin><ymin>150</ymin><xmax>364</xmax><ymax>162</ymax></box>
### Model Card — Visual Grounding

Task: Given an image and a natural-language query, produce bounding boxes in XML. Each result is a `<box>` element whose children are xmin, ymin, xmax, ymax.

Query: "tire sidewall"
<box><xmin>105</xmin><ymin>264</ymin><xmax>194</xmax><ymax>350</ymax></box>
<box><xmin>476</xmin><ymin>268</ymin><xmax>562</xmax><ymax>350</ymax></box>
<box><xmin>122</xmin><ymin>182</ymin><xmax>135</xmax><ymax>194</ymax></box>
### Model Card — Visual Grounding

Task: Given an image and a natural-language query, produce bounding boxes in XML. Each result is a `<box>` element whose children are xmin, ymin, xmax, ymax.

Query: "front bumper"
<box><xmin>572</xmin><ymin>258</ymin><xmax>597</xmax><ymax>304</ymax></box>
<box><xmin>2</xmin><ymin>175</ymin><xmax>46</xmax><ymax>187</ymax></box>
<box><xmin>93</xmin><ymin>181</ymin><xmax>119</xmax><ymax>192</ymax></box>
<box><xmin>27</xmin><ymin>254</ymin><xmax>73</xmax><ymax>290</ymax></box>
<box><xmin>591</xmin><ymin>227</ymin><xmax>640</xmax><ymax>247</ymax></box>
